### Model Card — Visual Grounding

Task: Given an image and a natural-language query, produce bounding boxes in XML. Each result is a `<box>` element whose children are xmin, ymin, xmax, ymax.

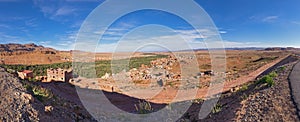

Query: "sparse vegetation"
<box><xmin>97</xmin><ymin>54</ymin><xmax>168</xmax><ymax>78</ymax></box>
<box><xmin>265</xmin><ymin>77</ymin><xmax>275</xmax><ymax>87</ymax></box>
<box><xmin>238</xmin><ymin>84</ymin><xmax>249</xmax><ymax>92</ymax></box>
<box><xmin>212</xmin><ymin>103</ymin><xmax>222</xmax><ymax>114</ymax></box>
<box><xmin>23</xmin><ymin>82</ymin><xmax>53</xmax><ymax>102</ymax></box>
<box><xmin>1</xmin><ymin>54</ymin><xmax>168</xmax><ymax>78</ymax></box>
<box><xmin>252</xmin><ymin>56</ymin><xmax>278</xmax><ymax>63</ymax></box>
<box><xmin>278</xmin><ymin>66</ymin><xmax>286</xmax><ymax>72</ymax></box>
<box><xmin>134</xmin><ymin>100</ymin><xmax>153</xmax><ymax>114</ymax></box>
<box><xmin>268</xmin><ymin>71</ymin><xmax>278</xmax><ymax>78</ymax></box>
<box><xmin>240</xmin><ymin>93</ymin><xmax>248</xmax><ymax>100</ymax></box>
<box><xmin>0</xmin><ymin>62</ymin><xmax>72</xmax><ymax>76</ymax></box>
<box><xmin>167</xmin><ymin>82</ymin><xmax>174</xmax><ymax>87</ymax></box>
<box><xmin>32</xmin><ymin>86</ymin><xmax>53</xmax><ymax>102</ymax></box>
<box><xmin>192</xmin><ymin>98</ymin><xmax>204</xmax><ymax>104</ymax></box>
<box><xmin>128</xmin><ymin>55</ymin><xmax>168</xmax><ymax>69</ymax></box>
<box><xmin>257</xmin><ymin>72</ymin><xmax>277</xmax><ymax>87</ymax></box>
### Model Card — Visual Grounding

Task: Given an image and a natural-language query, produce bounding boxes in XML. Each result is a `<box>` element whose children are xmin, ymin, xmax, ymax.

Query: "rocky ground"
<box><xmin>0</xmin><ymin>67</ymin><xmax>39</xmax><ymax>121</ymax></box>
<box><xmin>178</xmin><ymin>57</ymin><xmax>299</xmax><ymax>122</ymax></box>
<box><xmin>0</xmin><ymin>67</ymin><xmax>96</xmax><ymax>121</ymax></box>
<box><xmin>236</xmin><ymin>63</ymin><xmax>299</xmax><ymax>121</ymax></box>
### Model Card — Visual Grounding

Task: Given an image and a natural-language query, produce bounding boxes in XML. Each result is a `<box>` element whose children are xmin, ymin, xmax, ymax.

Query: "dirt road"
<box><xmin>289</xmin><ymin>60</ymin><xmax>300</xmax><ymax>117</ymax></box>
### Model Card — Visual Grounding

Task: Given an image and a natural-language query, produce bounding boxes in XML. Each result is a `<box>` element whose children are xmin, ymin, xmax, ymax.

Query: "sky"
<box><xmin>0</xmin><ymin>0</ymin><xmax>300</xmax><ymax>51</ymax></box>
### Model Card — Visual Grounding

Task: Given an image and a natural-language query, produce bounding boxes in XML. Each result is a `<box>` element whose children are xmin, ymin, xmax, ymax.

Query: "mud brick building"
<box><xmin>17</xmin><ymin>70</ymin><xmax>33</xmax><ymax>80</ymax></box>
<box><xmin>46</xmin><ymin>68</ymin><xmax>72</xmax><ymax>82</ymax></box>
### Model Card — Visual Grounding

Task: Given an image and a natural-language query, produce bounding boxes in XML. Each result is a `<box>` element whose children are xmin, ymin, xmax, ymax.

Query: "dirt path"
<box><xmin>178</xmin><ymin>57</ymin><xmax>299</xmax><ymax>121</ymax></box>
<box><xmin>73</xmin><ymin>54</ymin><xmax>291</xmax><ymax>104</ymax></box>
<box><xmin>149</xmin><ymin>55</ymin><xmax>291</xmax><ymax>103</ymax></box>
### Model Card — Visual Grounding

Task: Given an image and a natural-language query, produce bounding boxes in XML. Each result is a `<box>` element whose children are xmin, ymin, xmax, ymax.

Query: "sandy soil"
<box><xmin>73</xmin><ymin>52</ymin><xmax>290</xmax><ymax>104</ymax></box>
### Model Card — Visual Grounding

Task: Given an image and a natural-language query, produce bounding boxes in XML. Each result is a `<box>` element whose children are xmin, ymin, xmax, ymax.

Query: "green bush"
<box><xmin>212</xmin><ymin>103</ymin><xmax>222</xmax><ymax>114</ymax></box>
<box><xmin>259</xmin><ymin>75</ymin><xmax>275</xmax><ymax>87</ymax></box>
<box><xmin>32</xmin><ymin>86</ymin><xmax>53</xmax><ymax>102</ymax></box>
<box><xmin>256</xmin><ymin>71</ymin><xmax>277</xmax><ymax>87</ymax></box>
<box><xmin>268</xmin><ymin>71</ymin><xmax>278</xmax><ymax>78</ymax></box>
<box><xmin>238</xmin><ymin>84</ymin><xmax>248</xmax><ymax>92</ymax></box>
<box><xmin>240</xmin><ymin>93</ymin><xmax>248</xmax><ymax>100</ymax></box>
<box><xmin>279</xmin><ymin>66</ymin><xmax>286</xmax><ymax>72</ymax></box>
<box><xmin>134</xmin><ymin>100</ymin><xmax>153</xmax><ymax>114</ymax></box>
<box><xmin>192</xmin><ymin>98</ymin><xmax>204</xmax><ymax>104</ymax></box>
<box><xmin>23</xmin><ymin>82</ymin><xmax>53</xmax><ymax>102</ymax></box>
<box><xmin>266</xmin><ymin>79</ymin><xmax>275</xmax><ymax>86</ymax></box>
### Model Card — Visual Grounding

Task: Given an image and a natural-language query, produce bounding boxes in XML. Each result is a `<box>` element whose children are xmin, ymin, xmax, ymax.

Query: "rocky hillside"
<box><xmin>0</xmin><ymin>67</ymin><xmax>39</xmax><ymax>121</ymax></box>
<box><xmin>0</xmin><ymin>67</ymin><xmax>96</xmax><ymax>121</ymax></box>
<box><xmin>0</xmin><ymin>43</ymin><xmax>72</xmax><ymax>65</ymax></box>
<box><xmin>0</xmin><ymin>43</ymin><xmax>55</xmax><ymax>53</ymax></box>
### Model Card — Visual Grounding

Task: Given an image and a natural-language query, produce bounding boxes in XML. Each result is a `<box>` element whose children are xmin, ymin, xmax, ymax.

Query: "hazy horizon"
<box><xmin>0</xmin><ymin>0</ymin><xmax>299</xmax><ymax>52</ymax></box>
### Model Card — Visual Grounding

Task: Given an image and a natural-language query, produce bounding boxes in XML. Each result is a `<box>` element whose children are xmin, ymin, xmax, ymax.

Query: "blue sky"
<box><xmin>0</xmin><ymin>0</ymin><xmax>300</xmax><ymax>51</ymax></box>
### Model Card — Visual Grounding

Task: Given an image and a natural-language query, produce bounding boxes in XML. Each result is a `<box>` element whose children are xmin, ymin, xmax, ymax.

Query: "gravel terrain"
<box><xmin>178</xmin><ymin>57</ymin><xmax>299</xmax><ymax>122</ymax></box>
<box><xmin>0</xmin><ymin>67</ymin><xmax>39</xmax><ymax>121</ymax></box>
<box><xmin>236</xmin><ymin>62</ymin><xmax>299</xmax><ymax>121</ymax></box>
<box><xmin>0</xmin><ymin>67</ymin><xmax>96</xmax><ymax>121</ymax></box>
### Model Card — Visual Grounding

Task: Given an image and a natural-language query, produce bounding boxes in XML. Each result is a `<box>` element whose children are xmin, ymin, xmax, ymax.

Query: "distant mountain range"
<box><xmin>179</xmin><ymin>47</ymin><xmax>300</xmax><ymax>52</ymax></box>
<box><xmin>0</xmin><ymin>43</ymin><xmax>56</xmax><ymax>53</ymax></box>
<box><xmin>0</xmin><ymin>43</ymin><xmax>71</xmax><ymax>65</ymax></box>
<box><xmin>0</xmin><ymin>43</ymin><xmax>298</xmax><ymax>53</ymax></box>
<box><xmin>264</xmin><ymin>47</ymin><xmax>300</xmax><ymax>51</ymax></box>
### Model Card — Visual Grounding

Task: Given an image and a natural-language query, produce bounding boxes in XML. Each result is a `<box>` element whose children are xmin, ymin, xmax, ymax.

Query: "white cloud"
<box><xmin>39</xmin><ymin>40</ymin><xmax>75</xmax><ymax>51</ymax></box>
<box><xmin>222</xmin><ymin>40</ymin><xmax>262</xmax><ymax>48</ymax></box>
<box><xmin>73</xmin><ymin>25</ymin><xmax>275</xmax><ymax>52</ymax></box>
<box><xmin>42</xmin><ymin>30</ymin><xmax>78</xmax><ymax>51</ymax></box>
<box><xmin>55</xmin><ymin>6</ymin><xmax>76</xmax><ymax>16</ymax></box>
<box><xmin>0</xmin><ymin>0</ymin><xmax>20</xmax><ymax>2</ymax></box>
<box><xmin>291</xmin><ymin>21</ymin><xmax>300</xmax><ymax>25</ymax></box>
<box><xmin>95</xmin><ymin>28</ymin><xmax>223</xmax><ymax>52</ymax></box>
<box><xmin>0</xmin><ymin>24</ymin><xmax>10</xmax><ymax>29</ymax></box>
<box><xmin>65</xmin><ymin>0</ymin><xmax>102</xmax><ymax>2</ymax></box>
<box><xmin>95</xmin><ymin>37</ymin><xmax>266</xmax><ymax>52</ymax></box>
<box><xmin>262</xmin><ymin>16</ymin><xmax>279</xmax><ymax>22</ymax></box>
<box><xmin>0</xmin><ymin>32</ymin><xmax>21</xmax><ymax>41</ymax></box>
<box><xmin>25</xmin><ymin>18</ymin><xmax>38</xmax><ymax>27</ymax></box>
<box><xmin>33</xmin><ymin>0</ymin><xmax>80</xmax><ymax>21</ymax></box>
<box><xmin>219</xmin><ymin>31</ymin><xmax>227</xmax><ymax>34</ymax></box>
<box><xmin>250</xmin><ymin>15</ymin><xmax>279</xmax><ymax>23</ymax></box>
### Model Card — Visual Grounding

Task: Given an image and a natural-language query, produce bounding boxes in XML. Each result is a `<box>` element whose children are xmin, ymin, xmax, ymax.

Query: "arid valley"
<box><xmin>1</xmin><ymin>1</ymin><xmax>300</xmax><ymax>121</ymax></box>
<box><xmin>1</xmin><ymin>43</ymin><xmax>300</xmax><ymax>121</ymax></box>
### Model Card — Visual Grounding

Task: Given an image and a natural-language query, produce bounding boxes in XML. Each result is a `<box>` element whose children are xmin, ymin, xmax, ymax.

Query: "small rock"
<box><xmin>44</xmin><ymin>106</ymin><xmax>53</xmax><ymax>113</ymax></box>
<box><xmin>21</xmin><ymin>93</ymin><xmax>34</xmax><ymax>103</ymax></box>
